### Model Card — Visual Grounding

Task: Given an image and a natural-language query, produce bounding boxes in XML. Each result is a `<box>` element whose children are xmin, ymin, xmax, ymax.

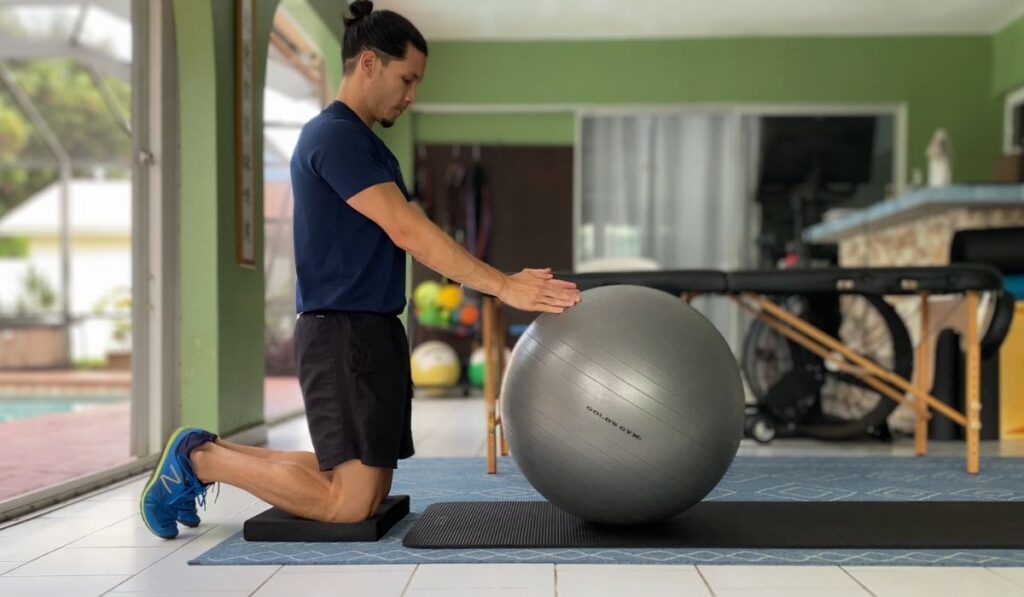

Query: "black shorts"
<box><xmin>294</xmin><ymin>310</ymin><xmax>414</xmax><ymax>470</ymax></box>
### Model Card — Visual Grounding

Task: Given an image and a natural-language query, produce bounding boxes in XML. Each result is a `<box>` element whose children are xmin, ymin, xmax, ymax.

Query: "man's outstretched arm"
<box><xmin>347</xmin><ymin>182</ymin><xmax>579</xmax><ymax>313</ymax></box>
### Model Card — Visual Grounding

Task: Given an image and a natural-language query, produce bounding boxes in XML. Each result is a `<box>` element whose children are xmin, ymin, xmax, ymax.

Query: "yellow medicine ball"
<box><xmin>410</xmin><ymin>340</ymin><xmax>461</xmax><ymax>387</ymax></box>
<box><xmin>437</xmin><ymin>284</ymin><xmax>463</xmax><ymax>310</ymax></box>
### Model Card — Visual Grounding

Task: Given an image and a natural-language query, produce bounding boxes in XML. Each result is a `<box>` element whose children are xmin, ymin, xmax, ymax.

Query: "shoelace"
<box><xmin>168</xmin><ymin>455</ymin><xmax>221</xmax><ymax>511</ymax></box>
<box><xmin>194</xmin><ymin>481</ymin><xmax>221</xmax><ymax>511</ymax></box>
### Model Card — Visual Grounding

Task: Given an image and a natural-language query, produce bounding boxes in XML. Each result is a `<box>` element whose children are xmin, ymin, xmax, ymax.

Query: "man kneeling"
<box><xmin>140</xmin><ymin>2</ymin><xmax>578</xmax><ymax>539</ymax></box>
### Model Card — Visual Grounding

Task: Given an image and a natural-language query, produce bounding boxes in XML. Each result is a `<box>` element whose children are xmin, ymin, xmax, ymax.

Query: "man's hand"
<box><xmin>498</xmin><ymin>268</ymin><xmax>580</xmax><ymax>314</ymax></box>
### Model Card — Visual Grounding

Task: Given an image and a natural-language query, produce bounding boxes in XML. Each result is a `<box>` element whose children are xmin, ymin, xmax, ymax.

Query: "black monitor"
<box><xmin>758</xmin><ymin>116</ymin><xmax>876</xmax><ymax>187</ymax></box>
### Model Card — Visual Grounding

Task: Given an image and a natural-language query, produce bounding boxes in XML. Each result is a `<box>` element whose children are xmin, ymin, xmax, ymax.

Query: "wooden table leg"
<box><xmin>496</xmin><ymin>307</ymin><xmax>510</xmax><ymax>457</ymax></box>
<box><xmin>915</xmin><ymin>292</ymin><xmax>931</xmax><ymax>456</ymax></box>
<box><xmin>965</xmin><ymin>291</ymin><xmax>981</xmax><ymax>474</ymax></box>
<box><xmin>483</xmin><ymin>296</ymin><xmax>498</xmax><ymax>474</ymax></box>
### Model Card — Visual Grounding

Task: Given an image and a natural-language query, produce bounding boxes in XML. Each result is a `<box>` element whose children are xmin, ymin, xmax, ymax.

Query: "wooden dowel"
<box><xmin>730</xmin><ymin>296</ymin><xmax>918</xmax><ymax>414</ymax></box>
<box><xmin>749</xmin><ymin>294</ymin><xmax>966</xmax><ymax>428</ymax></box>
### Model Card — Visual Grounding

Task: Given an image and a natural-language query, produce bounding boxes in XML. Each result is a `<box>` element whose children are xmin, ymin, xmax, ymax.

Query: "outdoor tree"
<box><xmin>0</xmin><ymin>59</ymin><xmax>131</xmax><ymax>218</ymax></box>
<box><xmin>0</xmin><ymin>3</ymin><xmax>131</xmax><ymax>222</ymax></box>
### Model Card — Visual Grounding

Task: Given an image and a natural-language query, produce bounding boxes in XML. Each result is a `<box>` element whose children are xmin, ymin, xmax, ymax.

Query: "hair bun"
<box><xmin>345</xmin><ymin>0</ymin><xmax>373</xmax><ymax>25</ymax></box>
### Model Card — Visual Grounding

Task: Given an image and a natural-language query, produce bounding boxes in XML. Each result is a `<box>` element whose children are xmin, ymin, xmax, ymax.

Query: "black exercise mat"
<box><xmin>402</xmin><ymin>500</ymin><xmax>1024</xmax><ymax>549</ymax></box>
<box><xmin>244</xmin><ymin>495</ymin><xmax>410</xmax><ymax>542</ymax></box>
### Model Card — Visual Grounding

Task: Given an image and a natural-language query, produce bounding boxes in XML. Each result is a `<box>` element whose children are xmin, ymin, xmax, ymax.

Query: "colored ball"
<box><xmin>418</xmin><ymin>306</ymin><xmax>443</xmax><ymax>327</ymax></box>
<box><xmin>458</xmin><ymin>303</ymin><xmax>480</xmax><ymax>326</ymax></box>
<box><xmin>414</xmin><ymin>281</ymin><xmax>442</xmax><ymax>309</ymax></box>
<box><xmin>437</xmin><ymin>284</ymin><xmax>463</xmax><ymax>310</ymax></box>
<box><xmin>468</xmin><ymin>345</ymin><xmax>513</xmax><ymax>388</ymax></box>
<box><xmin>500</xmin><ymin>285</ymin><xmax>744</xmax><ymax>525</ymax></box>
<box><xmin>411</xmin><ymin>340</ymin><xmax>461</xmax><ymax>387</ymax></box>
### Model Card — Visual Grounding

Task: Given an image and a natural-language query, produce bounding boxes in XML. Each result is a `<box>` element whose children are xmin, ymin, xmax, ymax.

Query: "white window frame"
<box><xmin>1004</xmin><ymin>84</ymin><xmax>1024</xmax><ymax>155</ymax></box>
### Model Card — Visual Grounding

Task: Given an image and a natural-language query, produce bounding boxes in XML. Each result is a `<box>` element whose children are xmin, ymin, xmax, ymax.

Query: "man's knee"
<box><xmin>321</xmin><ymin>493</ymin><xmax>376</xmax><ymax>523</ymax></box>
<box><xmin>318</xmin><ymin>459</ymin><xmax>389</xmax><ymax>523</ymax></box>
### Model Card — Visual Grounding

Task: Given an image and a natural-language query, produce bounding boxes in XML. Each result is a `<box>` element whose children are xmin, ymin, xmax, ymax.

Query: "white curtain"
<box><xmin>578</xmin><ymin>111</ymin><xmax>754</xmax><ymax>349</ymax></box>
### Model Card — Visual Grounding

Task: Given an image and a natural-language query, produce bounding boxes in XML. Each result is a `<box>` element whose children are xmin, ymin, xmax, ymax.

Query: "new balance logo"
<box><xmin>160</xmin><ymin>463</ymin><xmax>182</xmax><ymax>492</ymax></box>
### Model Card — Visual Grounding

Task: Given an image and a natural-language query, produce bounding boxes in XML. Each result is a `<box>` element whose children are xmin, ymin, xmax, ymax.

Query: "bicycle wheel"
<box><xmin>801</xmin><ymin>294</ymin><xmax>912</xmax><ymax>439</ymax></box>
<box><xmin>741</xmin><ymin>293</ymin><xmax>913</xmax><ymax>440</ymax></box>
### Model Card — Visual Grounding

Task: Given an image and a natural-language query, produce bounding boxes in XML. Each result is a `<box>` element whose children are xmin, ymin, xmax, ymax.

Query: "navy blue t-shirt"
<box><xmin>291</xmin><ymin>101</ymin><xmax>411</xmax><ymax>315</ymax></box>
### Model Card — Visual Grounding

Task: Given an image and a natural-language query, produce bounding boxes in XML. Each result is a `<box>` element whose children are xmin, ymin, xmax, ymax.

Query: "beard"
<box><xmin>380</xmin><ymin>119</ymin><xmax>395</xmax><ymax>128</ymax></box>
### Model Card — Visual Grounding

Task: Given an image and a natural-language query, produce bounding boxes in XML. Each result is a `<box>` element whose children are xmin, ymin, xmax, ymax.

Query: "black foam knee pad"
<box><xmin>243</xmin><ymin>495</ymin><xmax>410</xmax><ymax>542</ymax></box>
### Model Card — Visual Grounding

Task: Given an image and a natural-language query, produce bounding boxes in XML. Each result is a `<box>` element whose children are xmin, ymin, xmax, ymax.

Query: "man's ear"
<box><xmin>359</xmin><ymin>49</ymin><xmax>377</xmax><ymax>77</ymax></box>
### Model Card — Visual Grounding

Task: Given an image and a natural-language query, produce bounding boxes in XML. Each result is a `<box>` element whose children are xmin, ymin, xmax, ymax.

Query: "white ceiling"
<box><xmin>373</xmin><ymin>0</ymin><xmax>1024</xmax><ymax>40</ymax></box>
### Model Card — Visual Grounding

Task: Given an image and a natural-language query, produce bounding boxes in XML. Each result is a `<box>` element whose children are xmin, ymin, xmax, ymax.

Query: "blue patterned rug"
<box><xmin>190</xmin><ymin>455</ymin><xmax>1024</xmax><ymax>566</ymax></box>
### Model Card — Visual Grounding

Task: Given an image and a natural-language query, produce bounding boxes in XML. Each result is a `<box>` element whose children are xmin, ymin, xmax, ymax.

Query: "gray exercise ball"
<box><xmin>500</xmin><ymin>284</ymin><xmax>744</xmax><ymax>525</ymax></box>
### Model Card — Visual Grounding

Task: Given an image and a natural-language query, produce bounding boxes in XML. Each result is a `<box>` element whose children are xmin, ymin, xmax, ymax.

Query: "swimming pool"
<box><xmin>0</xmin><ymin>396</ymin><xmax>129</xmax><ymax>422</ymax></box>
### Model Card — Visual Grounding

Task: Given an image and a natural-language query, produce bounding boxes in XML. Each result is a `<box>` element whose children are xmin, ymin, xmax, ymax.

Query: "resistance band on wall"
<box><xmin>443</xmin><ymin>145</ymin><xmax>493</xmax><ymax>261</ymax></box>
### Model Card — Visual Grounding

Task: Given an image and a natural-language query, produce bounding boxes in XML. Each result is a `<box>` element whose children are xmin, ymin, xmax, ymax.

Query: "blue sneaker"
<box><xmin>176</xmin><ymin>502</ymin><xmax>201</xmax><ymax>528</ymax></box>
<box><xmin>139</xmin><ymin>426</ymin><xmax>217</xmax><ymax>539</ymax></box>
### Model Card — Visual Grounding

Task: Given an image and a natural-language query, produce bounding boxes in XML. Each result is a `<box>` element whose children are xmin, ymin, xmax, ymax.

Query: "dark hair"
<box><xmin>342</xmin><ymin>1</ymin><xmax>427</xmax><ymax>75</ymax></box>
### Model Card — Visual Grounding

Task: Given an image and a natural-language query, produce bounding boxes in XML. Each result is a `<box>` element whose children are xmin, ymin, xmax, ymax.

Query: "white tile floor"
<box><xmin>1</xmin><ymin>396</ymin><xmax>1024</xmax><ymax>596</ymax></box>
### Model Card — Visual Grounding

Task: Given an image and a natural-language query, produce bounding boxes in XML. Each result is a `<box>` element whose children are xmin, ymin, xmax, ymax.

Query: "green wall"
<box><xmin>305</xmin><ymin>1</ymin><xmax>344</xmax><ymax>38</ymax></box>
<box><xmin>994</xmin><ymin>13</ymin><xmax>1024</xmax><ymax>96</ymax></box>
<box><xmin>411</xmin><ymin>37</ymin><xmax>1001</xmax><ymax>184</ymax></box>
<box><xmin>281</xmin><ymin>0</ymin><xmax>342</xmax><ymax>92</ymax></box>
<box><xmin>414</xmin><ymin>113</ymin><xmax>574</xmax><ymax>146</ymax></box>
<box><xmin>174</xmin><ymin>0</ymin><xmax>220</xmax><ymax>430</ymax></box>
<box><xmin>174</xmin><ymin>0</ymin><xmax>278</xmax><ymax>435</ymax></box>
